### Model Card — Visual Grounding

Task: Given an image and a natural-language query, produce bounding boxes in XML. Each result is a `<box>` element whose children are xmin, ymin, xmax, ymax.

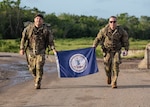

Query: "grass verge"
<box><xmin>0</xmin><ymin>38</ymin><xmax>149</xmax><ymax>58</ymax></box>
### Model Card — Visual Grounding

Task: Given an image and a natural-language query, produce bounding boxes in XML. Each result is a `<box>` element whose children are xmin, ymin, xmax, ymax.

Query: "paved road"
<box><xmin>0</xmin><ymin>52</ymin><xmax>150</xmax><ymax>107</ymax></box>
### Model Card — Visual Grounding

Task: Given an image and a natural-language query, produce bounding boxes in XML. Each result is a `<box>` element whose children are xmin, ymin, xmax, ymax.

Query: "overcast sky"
<box><xmin>14</xmin><ymin>0</ymin><xmax>150</xmax><ymax>18</ymax></box>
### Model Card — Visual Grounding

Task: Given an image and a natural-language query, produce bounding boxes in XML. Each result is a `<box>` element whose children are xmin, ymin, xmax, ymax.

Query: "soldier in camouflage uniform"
<box><xmin>93</xmin><ymin>16</ymin><xmax>129</xmax><ymax>88</ymax></box>
<box><xmin>19</xmin><ymin>14</ymin><xmax>56</xmax><ymax>89</ymax></box>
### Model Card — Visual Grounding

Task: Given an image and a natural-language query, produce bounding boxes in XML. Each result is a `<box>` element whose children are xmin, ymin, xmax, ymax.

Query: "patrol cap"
<box><xmin>34</xmin><ymin>13</ymin><xmax>44</xmax><ymax>19</ymax></box>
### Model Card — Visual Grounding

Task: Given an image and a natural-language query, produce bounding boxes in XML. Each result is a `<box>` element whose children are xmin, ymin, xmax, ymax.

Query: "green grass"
<box><xmin>0</xmin><ymin>39</ymin><xmax>20</xmax><ymax>53</ymax></box>
<box><xmin>0</xmin><ymin>38</ymin><xmax>149</xmax><ymax>58</ymax></box>
<box><xmin>54</xmin><ymin>37</ymin><xmax>103</xmax><ymax>57</ymax></box>
<box><xmin>129</xmin><ymin>39</ymin><xmax>150</xmax><ymax>50</ymax></box>
<box><xmin>55</xmin><ymin>37</ymin><xmax>94</xmax><ymax>51</ymax></box>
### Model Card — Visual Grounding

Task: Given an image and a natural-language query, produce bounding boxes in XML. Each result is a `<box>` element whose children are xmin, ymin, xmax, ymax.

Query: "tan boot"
<box><xmin>35</xmin><ymin>78</ymin><xmax>42</xmax><ymax>89</ymax></box>
<box><xmin>112</xmin><ymin>82</ymin><xmax>117</xmax><ymax>88</ymax></box>
<box><xmin>35</xmin><ymin>83</ymin><xmax>41</xmax><ymax>89</ymax></box>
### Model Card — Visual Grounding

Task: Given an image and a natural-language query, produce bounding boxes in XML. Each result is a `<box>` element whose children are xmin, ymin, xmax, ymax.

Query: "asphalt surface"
<box><xmin>0</xmin><ymin>52</ymin><xmax>150</xmax><ymax>107</ymax></box>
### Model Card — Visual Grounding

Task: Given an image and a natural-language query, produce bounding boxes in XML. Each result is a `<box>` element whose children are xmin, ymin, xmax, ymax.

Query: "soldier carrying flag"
<box><xmin>19</xmin><ymin>13</ymin><xmax>56</xmax><ymax>89</ymax></box>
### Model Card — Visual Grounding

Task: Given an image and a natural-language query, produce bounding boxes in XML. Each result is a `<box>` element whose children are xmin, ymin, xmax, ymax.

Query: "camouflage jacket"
<box><xmin>20</xmin><ymin>23</ymin><xmax>55</xmax><ymax>55</ymax></box>
<box><xmin>93</xmin><ymin>24</ymin><xmax>129</xmax><ymax>52</ymax></box>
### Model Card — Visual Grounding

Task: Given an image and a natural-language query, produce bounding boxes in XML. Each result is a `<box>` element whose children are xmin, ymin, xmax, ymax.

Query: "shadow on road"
<box><xmin>0</xmin><ymin>55</ymin><xmax>12</xmax><ymax>57</ymax></box>
<box><xmin>41</xmin><ymin>85</ymin><xmax>109</xmax><ymax>90</ymax></box>
<box><xmin>118</xmin><ymin>85</ymin><xmax>150</xmax><ymax>89</ymax></box>
<box><xmin>41</xmin><ymin>84</ymin><xmax>150</xmax><ymax>90</ymax></box>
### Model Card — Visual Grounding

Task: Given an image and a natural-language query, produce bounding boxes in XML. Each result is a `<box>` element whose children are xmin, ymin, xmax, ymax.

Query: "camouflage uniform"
<box><xmin>93</xmin><ymin>24</ymin><xmax>129</xmax><ymax>86</ymax></box>
<box><xmin>20</xmin><ymin>23</ymin><xmax>55</xmax><ymax>87</ymax></box>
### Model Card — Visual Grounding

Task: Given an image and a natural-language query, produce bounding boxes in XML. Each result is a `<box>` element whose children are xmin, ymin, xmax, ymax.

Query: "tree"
<box><xmin>0</xmin><ymin>0</ymin><xmax>150</xmax><ymax>39</ymax></box>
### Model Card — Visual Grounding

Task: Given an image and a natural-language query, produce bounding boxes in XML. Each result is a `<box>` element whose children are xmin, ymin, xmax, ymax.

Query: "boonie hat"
<box><xmin>34</xmin><ymin>13</ymin><xmax>44</xmax><ymax>19</ymax></box>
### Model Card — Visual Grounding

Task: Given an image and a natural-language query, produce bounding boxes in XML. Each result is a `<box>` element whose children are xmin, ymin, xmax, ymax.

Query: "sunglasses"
<box><xmin>109</xmin><ymin>21</ymin><xmax>116</xmax><ymax>23</ymax></box>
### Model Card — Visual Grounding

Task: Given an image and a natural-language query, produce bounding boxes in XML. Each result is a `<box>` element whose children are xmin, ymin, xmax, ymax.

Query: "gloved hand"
<box><xmin>122</xmin><ymin>50</ymin><xmax>128</xmax><ymax>56</ymax></box>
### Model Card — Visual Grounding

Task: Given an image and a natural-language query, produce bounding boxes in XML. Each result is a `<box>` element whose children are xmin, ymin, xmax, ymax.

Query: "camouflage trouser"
<box><xmin>103</xmin><ymin>50</ymin><xmax>121</xmax><ymax>84</ymax></box>
<box><xmin>27</xmin><ymin>53</ymin><xmax>45</xmax><ymax>84</ymax></box>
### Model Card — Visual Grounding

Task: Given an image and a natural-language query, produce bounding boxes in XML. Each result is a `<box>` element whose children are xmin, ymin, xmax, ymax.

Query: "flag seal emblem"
<box><xmin>69</xmin><ymin>54</ymin><xmax>88</xmax><ymax>73</ymax></box>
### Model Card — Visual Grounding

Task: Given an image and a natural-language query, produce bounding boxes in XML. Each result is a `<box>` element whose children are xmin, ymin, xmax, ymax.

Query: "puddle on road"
<box><xmin>0</xmin><ymin>60</ymin><xmax>57</xmax><ymax>88</ymax></box>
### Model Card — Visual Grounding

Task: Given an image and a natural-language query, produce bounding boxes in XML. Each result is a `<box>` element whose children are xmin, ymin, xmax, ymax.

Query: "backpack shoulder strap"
<box><xmin>23</xmin><ymin>23</ymin><xmax>34</xmax><ymax>50</ymax></box>
<box><xmin>117</xmin><ymin>25</ymin><xmax>124</xmax><ymax>36</ymax></box>
<box><xmin>26</xmin><ymin>23</ymin><xmax>34</xmax><ymax>39</ymax></box>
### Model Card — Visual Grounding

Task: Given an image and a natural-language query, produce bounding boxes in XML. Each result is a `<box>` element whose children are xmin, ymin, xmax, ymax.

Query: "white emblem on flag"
<box><xmin>69</xmin><ymin>54</ymin><xmax>88</xmax><ymax>73</ymax></box>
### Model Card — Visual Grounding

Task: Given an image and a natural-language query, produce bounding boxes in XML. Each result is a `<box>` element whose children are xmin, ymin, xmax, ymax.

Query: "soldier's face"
<box><xmin>109</xmin><ymin>17</ymin><xmax>117</xmax><ymax>30</ymax></box>
<box><xmin>34</xmin><ymin>16</ymin><xmax>43</xmax><ymax>27</ymax></box>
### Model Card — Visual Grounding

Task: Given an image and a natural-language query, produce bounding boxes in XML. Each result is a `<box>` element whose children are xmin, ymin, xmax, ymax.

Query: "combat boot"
<box><xmin>35</xmin><ymin>83</ymin><xmax>41</xmax><ymax>89</ymax></box>
<box><xmin>112</xmin><ymin>82</ymin><xmax>117</xmax><ymax>88</ymax></box>
<box><xmin>34</xmin><ymin>78</ymin><xmax>42</xmax><ymax>89</ymax></box>
<box><xmin>107</xmin><ymin>77</ymin><xmax>111</xmax><ymax>84</ymax></box>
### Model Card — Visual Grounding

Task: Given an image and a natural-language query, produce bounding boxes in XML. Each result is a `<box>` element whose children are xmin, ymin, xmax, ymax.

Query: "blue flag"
<box><xmin>55</xmin><ymin>47</ymin><xmax>99</xmax><ymax>78</ymax></box>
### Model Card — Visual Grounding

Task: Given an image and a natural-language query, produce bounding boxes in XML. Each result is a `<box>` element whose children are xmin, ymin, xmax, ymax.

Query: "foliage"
<box><xmin>0</xmin><ymin>0</ymin><xmax>150</xmax><ymax>40</ymax></box>
<box><xmin>0</xmin><ymin>0</ymin><xmax>45</xmax><ymax>39</ymax></box>
<box><xmin>0</xmin><ymin>39</ymin><xmax>20</xmax><ymax>52</ymax></box>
